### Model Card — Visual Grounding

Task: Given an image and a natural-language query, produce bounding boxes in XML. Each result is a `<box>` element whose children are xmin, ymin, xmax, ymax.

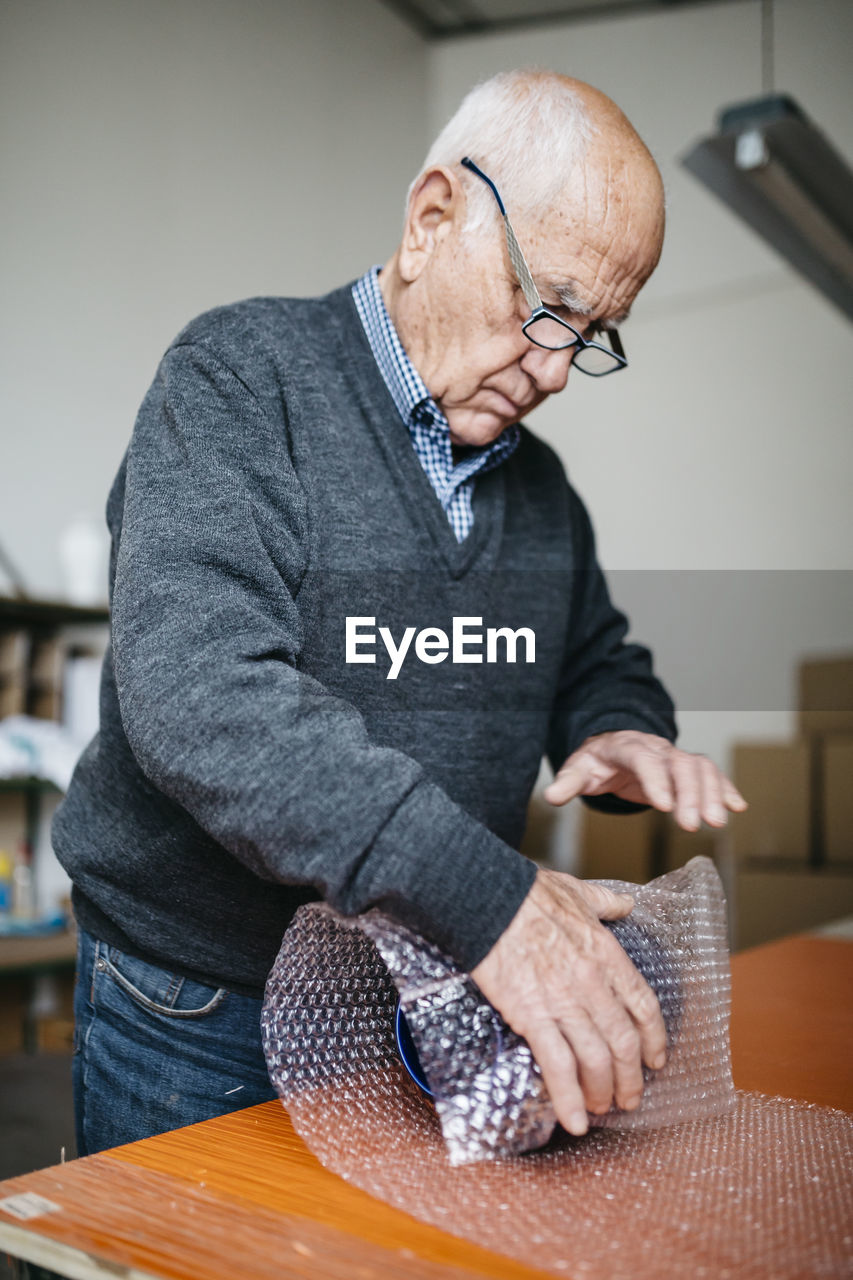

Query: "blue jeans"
<box><xmin>72</xmin><ymin>928</ymin><xmax>277</xmax><ymax>1155</ymax></box>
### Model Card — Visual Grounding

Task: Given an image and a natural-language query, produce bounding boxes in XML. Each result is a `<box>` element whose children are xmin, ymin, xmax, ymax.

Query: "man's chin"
<box><xmin>447</xmin><ymin>410</ymin><xmax>518</xmax><ymax>449</ymax></box>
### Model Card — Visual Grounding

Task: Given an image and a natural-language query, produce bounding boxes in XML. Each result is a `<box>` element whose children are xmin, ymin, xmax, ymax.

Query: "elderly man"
<box><xmin>55</xmin><ymin>69</ymin><xmax>745</xmax><ymax>1156</ymax></box>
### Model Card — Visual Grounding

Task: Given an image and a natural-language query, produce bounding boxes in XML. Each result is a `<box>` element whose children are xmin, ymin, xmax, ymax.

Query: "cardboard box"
<box><xmin>28</xmin><ymin>635</ymin><xmax>64</xmax><ymax>687</ymax></box>
<box><xmin>29</xmin><ymin>686</ymin><xmax>63</xmax><ymax>720</ymax></box>
<box><xmin>0</xmin><ymin>978</ymin><xmax>26</xmax><ymax>1055</ymax></box>
<box><xmin>824</xmin><ymin>735</ymin><xmax>853</xmax><ymax>865</ymax></box>
<box><xmin>27</xmin><ymin>635</ymin><xmax>65</xmax><ymax>720</ymax></box>
<box><xmin>0</xmin><ymin>629</ymin><xmax>29</xmax><ymax>717</ymax></box>
<box><xmin>0</xmin><ymin>791</ymin><xmax>27</xmax><ymax>858</ymax></box>
<box><xmin>661</xmin><ymin>821</ymin><xmax>718</xmax><ymax>873</ymax></box>
<box><xmin>0</xmin><ymin>971</ymin><xmax>75</xmax><ymax>1056</ymax></box>
<box><xmin>0</xmin><ymin>679</ymin><xmax>25</xmax><ymax>718</ymax></box>
<box><xmin>579</xmin><ymin>806</ymin><xmax>660</xmax><ymax>883</ymax></box>
<box><xmin>0</xmin><ymin>630</ymin><xmax>29</xmax><ymax>680</ymax></box>
<box><xmin>734</xmin><ymin>863</ymin><xmax>853</xmax><ymax>950</ymax></box>
<box><xmin>729</xmin><ymin>742</ymin><xmax>811</xmax><ymax>861</ymax></box>
<box><xmin>799</xmin><ymin>655</ymin><xmax>853</xmax><ymax>737</ymax></box>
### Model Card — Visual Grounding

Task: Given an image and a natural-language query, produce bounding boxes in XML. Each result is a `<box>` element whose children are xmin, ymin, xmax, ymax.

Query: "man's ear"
<box><xmin>398</xmin><ymin>166</ymin><xmax>464</xmax><ymax>284</ymax></box>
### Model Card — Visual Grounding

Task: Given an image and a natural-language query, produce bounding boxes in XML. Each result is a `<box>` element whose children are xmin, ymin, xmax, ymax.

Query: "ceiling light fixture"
<box><xmin>680</xmin><ymin>2</ymin><xmax>853</xmax><ymax>322</ymax></box>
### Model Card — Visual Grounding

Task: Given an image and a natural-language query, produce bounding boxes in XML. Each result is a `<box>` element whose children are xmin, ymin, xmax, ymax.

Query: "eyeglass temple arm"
<box><xmin>460</xmin><ymin>157</ymin><xmax>505</xmax><ymax>213</ymax></box>
<box><xmin>461</xmin><ymin>156</ymin><xmax>542</xmax><ymax>315</ymax></box>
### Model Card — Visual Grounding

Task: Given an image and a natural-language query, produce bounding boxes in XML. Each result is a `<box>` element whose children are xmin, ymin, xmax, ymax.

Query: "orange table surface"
<box><xmin>0</xmin><ymin>933</ymin><xmax>851</xmax><ymax>1280</ymax></box>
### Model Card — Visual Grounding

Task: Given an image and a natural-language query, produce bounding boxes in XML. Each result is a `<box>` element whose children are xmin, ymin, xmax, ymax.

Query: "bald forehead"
<box><xmin>558</xmin><ymin>75</ymin><xmax>654</xmax><ymax>153</ymax></box>
<box><xmin>520</xmin><ymin>158</ymin><xmax>664</xmax><ymax>326</ymax></box>
<box><xmin>552</xmin><ymin>139</ymin><xmax>664</xmax><ymax>304</ymax></box>
<box><xmin>572</xmin><ymin>139</ymin><xmax>664</xmax><ymax>231</ymax></box>
<box><xmin>471</xmin><ymin>71</ymin><xmax>665</xmax><ymax>321</ymax></box>
<box><xmin>542</xmin><ymin>74</ymin><xmax>664</xmax><ymax>230</ymax></box>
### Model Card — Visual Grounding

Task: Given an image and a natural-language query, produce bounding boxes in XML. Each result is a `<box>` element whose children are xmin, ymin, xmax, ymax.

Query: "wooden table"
<box><xmin>0</xmin><ymin>933</ymin><xmax>850</xmax><ymax>1280</ymax></box>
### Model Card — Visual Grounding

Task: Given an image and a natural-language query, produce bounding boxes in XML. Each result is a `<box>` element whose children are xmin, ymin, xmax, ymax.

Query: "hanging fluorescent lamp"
<box><xmin>681</xmin><ymin>95</ymin><xmax>853</xmax><ymax>322</ymax></box>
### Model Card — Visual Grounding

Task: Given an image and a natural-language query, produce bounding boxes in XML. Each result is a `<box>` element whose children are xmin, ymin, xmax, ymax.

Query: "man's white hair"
<box><xmin>413</xmin><ymin>69</ymin><xmax>596</xmax><ymax>234</ymax></box>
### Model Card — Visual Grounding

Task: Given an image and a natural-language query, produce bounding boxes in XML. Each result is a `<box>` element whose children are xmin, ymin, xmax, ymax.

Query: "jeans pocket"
<box><xmin>98</xmin><ymin>943</ymin><xmax>227</xmax><ymax>1020</ymax></box>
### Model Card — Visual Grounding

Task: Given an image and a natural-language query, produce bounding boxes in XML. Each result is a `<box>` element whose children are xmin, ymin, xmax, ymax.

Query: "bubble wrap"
<box><xmin>261</xmin><ymin>856</ymin><xmax>853</xmax><ymax>1278</ymax></box>
<box><xmin>263</xmin><ymin>857</ymin><xmax>735</xmax><ymax>1166</ymax></box>
<box><xmin>278</xmin><ymin>1085</ymin><xmax>853</xmax><ymax>1279</ymax></box>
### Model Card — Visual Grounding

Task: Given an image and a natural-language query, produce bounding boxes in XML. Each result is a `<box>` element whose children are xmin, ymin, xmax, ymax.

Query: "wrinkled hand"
<box><xmin>544</xmin><ymin>730</ymin><xmax>747</xmax><ymax>831</ymax></box>
<box><xmin>471</xmin><ymin>867</ymin><xmax>666</xmax><ymax>1136</ymax></box>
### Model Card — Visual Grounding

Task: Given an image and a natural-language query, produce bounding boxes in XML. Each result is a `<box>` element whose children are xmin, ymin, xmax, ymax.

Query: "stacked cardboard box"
<box><xmin>729</xmin><ymin>654</ymin><xmax>853</xmax><ymax>950</ymax></box>
<box><xmin>578</xmin><ymin>655</ymin><xmax>853</xmax><ymax>950</ymax></box>
<box><xmin>27</xmin><ymin>635</ymin><xmax>65</xmax><ymax>720</ymax></box>
<box><xmin>0</xmin><ymin>970</ymin><xmax>75</xmax><ymax>1055</ymax></box>
<box><xmin>578</xmin><ymin>807</ymin><xmax>717</xmax><ymax>884</ymax></box>
<box><xmin>0</xmin><ymin>630</ymin><xmax>29</xmax><ymax>718</ymax></box>
<box><xmin>0</xmin><ymin>627</ymin><xmax>67</xmax><ymax>721</ymax></box>
<box><xmin>824</xmin><ymin>735</ymin><xmax>853</xmax><ymax>865</ymax></box>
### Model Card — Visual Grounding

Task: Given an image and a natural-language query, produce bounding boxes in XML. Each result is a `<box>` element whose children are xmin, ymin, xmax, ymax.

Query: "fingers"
<box><xmin>519</xmin><ymin>956</ymin><xmax>658</xmax><ymax>1127</ymax></box>
<box><xmin>566</xmin><ymin>975</ymin><xmax>646</xmax><ymax>1112</ymax></box>
<box><xmin>670</xmin><ymin>750</ymin><xmax>702</xmax><ymax>831</ymax></box>
<box><xmin>522</xmin><ymin>989</ymin><xmax>647</xmax><ymax>1133</ymax></box>
<box><xmin>547</xmin><ymin>731</ymin><xmax>749</xmax><ymax>830</ymax></box>
<box><xmin>626</xmin><ymin>750</ymin><xmax>674</xmax><ymax>813</ymax></box>
<box><xmin>471</xmin><ymin>869</ymin><xmax>668</xmax><ymax>1128</ymax></box>
<box><xmin>575</xmin><ymin>879</ymin><xmax>635</xmax><ymax>922</ymax></box>
<box><xmin>722</xmin><ymin>775</ymin><xmax>748</xmax><ymax>812</ymax></box>
<box><xmin>543</xmin><ymin>755</ymin><xmax>605</xmax><ymax>806</ymax></box>
<box><xmin>565</xmin><ymin>926</ymin><xmax>667</xmax><ymax>1091</ymax></box>
<box><xmin>670</xmin><ymin>751</ymin><xmax>748</xmax><ymax>831</ymax></box>
<box><xmin>600</xmin><ymin>931</ymin><xmax>668</xmax><ymax>1071</ymax></box>
<box><xmin>522</xmin><ymin>1021</ymin><xmax>589</xmax><ymax>1136</ymax></box>
<box><xmin>698</xmin><ymin>754</ymin><xmax>726</xmax><ymax>827</ymax></box>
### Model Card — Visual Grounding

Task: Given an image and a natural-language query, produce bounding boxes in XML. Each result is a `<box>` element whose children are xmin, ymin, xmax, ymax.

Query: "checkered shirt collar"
<box><xmin>352</xmin><ymin>267</ymin><xmax>521</xmax><ymax>541</ymax></box>
<box><xmin>352</xmin><ymin>267</ymin><xmax>434</xmax><ymax>422</ymax></box>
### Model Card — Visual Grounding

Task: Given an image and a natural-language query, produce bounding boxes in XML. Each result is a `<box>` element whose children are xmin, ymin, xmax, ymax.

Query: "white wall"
<box><xmin>0</xmin><ymin>0</ymin><xmax>428</xmax><ymax>597</ymax></box>
<box><xmin>2</xmin><ymin>0</ymin><xmax>851</xmax><ymax>780</ymax></box>
<box><xmin>428</xmin><ymin>0</ymin><xmax>853</xmax><ymax>769</ymax></box>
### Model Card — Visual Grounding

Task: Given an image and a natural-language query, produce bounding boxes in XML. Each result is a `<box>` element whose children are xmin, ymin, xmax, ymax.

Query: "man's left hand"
<box><xmin>544</xmin><ymin>730</ymin><xmax>747</xmax><ymax>831</ymax></box>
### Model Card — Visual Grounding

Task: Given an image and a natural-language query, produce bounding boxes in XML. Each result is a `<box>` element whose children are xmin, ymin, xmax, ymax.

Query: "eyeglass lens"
<box><xmin>523</xmin><ymin>313</ymin><xmax>579</xmax><ymax>351</ymax></box>
<box><xmin>572</xmin><ymin>343</ymin><xmax>622</xmax><ymax>375</ymax></box>
<box><xmin>525</xmin><ymin>314</ymin><xmax>622</xmax><ymax>373</ymax></box>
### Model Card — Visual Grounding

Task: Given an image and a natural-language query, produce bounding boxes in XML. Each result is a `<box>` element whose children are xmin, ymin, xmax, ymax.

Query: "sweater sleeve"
<box><xmin>545</xmin><ymin>482</ymin><xmax>678</xmax><ymax>784</ymax></box>
<box><xmin>111</xmin><ymin>341</ymin><xmax>535</xmax><ymax>973</ymax></box>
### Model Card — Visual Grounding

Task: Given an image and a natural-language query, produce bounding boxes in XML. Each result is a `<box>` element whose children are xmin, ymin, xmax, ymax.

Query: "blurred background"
<box><xmin>0</xmin><ymin>0</ymin><xmax>851</xmax><ymax>1174</ymax></box>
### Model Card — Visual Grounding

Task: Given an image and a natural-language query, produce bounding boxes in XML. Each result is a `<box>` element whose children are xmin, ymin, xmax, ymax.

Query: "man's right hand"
<box><xmin>470</xmin><ymin>867</ymin><xmax>667</xmax><ymax>1136</ymax></box>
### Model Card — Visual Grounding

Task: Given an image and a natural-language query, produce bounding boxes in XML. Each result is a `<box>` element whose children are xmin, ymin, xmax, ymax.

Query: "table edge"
<box><xmin>0</xmin><ymin>1218</ymin><xmax>159</xmax><ymax>1280</ymax></box>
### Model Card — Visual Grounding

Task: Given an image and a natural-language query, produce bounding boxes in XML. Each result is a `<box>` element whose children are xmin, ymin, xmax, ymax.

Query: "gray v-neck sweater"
<box><xmin>53</xmin><ymin>284</ymin><xmax>675</xmax><ymax>995</ymax></box>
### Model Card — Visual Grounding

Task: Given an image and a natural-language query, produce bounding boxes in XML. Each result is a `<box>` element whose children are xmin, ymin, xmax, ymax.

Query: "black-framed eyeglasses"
<box><xmin>460</xmin><ymin>157</ymin><xmax>627</xmax><ymax>377</ymax></box>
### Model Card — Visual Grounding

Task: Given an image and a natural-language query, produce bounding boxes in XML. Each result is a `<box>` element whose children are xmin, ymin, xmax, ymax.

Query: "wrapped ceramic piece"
<box><xmin>262</xmin><ymin>856</ymin><xmax>735</xmax><ymax>1166</ymax></box>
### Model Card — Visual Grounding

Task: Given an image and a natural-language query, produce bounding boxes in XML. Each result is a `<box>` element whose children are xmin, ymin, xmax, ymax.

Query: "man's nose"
<box><xmin>519</xmin><ymin>343</ymin><xmax>574</xmax><ymax>394</ymax></box>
